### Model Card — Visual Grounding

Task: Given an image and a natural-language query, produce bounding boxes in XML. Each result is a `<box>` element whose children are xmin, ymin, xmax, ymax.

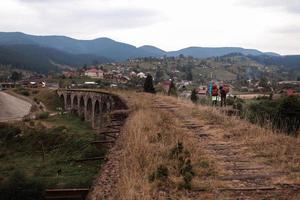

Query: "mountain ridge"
<box><xmin>0</xmin><ymin>44</ymin><xmax>110</xmax><ymax>74</ymax></box>
<box><xmin>0</xmin><ymin>32</ymin><xmax>281</xmax><ymax>60</ymax></box>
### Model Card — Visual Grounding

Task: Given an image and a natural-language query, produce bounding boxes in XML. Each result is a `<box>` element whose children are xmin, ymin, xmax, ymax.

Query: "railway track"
<box><xmin>45</xmin><ymin>188</ymin><xmax>89</xmax><ymax>200</ymax></box>
<box><xmin>153</xmin><ymin>98</ymin><xmax>300</xmax><ymax>200</ymax></box>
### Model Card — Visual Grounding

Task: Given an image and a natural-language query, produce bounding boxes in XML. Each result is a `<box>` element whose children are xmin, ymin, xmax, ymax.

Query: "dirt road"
<box><xmin>0</xmin><ymin>91</ymin><xmax>31</xmax><ymax>122</ymax></box>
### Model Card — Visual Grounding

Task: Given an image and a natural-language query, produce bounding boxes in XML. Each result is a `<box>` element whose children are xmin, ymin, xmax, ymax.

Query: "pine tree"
<box><xmin>186</xmin><ymin>70</ymin><xmax>193</xmax><ymax>81</ymax></box>
<box><xmin>10</xmin><ymin>71</ymin><xmax>22</xmax><ymax>83</ymax></box>
<box><xmin>191</xmin><ymin>89</ymin><xmax>198</xmax><ymax>103</ymax></box>
<box><xmin>144</xmin><ymin>74</ymin><xmax>155</xmax><ymax>93</ymax></box>
<box><xmin>155</xmin><ymin>66</ymin><xmax>164</xmax><ymax>84</ymax></box>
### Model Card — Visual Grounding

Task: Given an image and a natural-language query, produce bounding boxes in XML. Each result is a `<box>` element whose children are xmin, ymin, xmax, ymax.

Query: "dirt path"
<box><xmin>0</xmin><ymin>91</ymin><xmax>32</xmax><ymax>122</ymax></box>
<box><xmin>153</xmin><ymin>97</ymin><xmax>300</xmax><ymax>200</ymax></box>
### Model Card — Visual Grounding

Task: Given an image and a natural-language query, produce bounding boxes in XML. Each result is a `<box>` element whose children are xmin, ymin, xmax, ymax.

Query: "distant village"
<box><xmin>1</xmin><ymin>56</ymin><xmax>300</xmax><ymax>98</ymax></box>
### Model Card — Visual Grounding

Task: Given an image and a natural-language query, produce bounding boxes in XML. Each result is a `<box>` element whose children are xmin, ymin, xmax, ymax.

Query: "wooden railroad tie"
<box><xmin>111</xmin><ymin>119</ymin><xmax>121</xmax><ymax>122</ymax></box>
<box><xmin>219</xmin><ymin>174</ymin><xmax>273</xmax><ymax>181</ymax></box>
<box><xmin>45</xmin><ymin>188</ymin><xmax>89</xmax><ymax>200</ymax></box>
<box><xmin>73</xmin><ymin>156</ymin><xmax>105</xmax><ymax>162</ymax></box>
<box><xmin>182</xmin><ymin>124</ymin><xmax>203</xmax><ymax>129</ymax></box>
<box><xmin>225</xmin><ymin>166</ymin><xmax>265</xmax><ymax>170</ymax></box>
<box><xmin>99</xmin><ymin>132</ymin><xmax>117</xmax><ymax>139</ymax></box>
<box><xmin>218</xmin><ymin>186</ymin><xmax>277</xmax><ymax>192</ymax></box>
<box><xmin>152</xmin><ymin>105</ymin><xmax>178</xmax><ymax>109</ymax></box>
<box><xmin>100</xmin><ymin>130</ymin><xmax>120</xmax><ymax>134</ymax></box>
<box><xmin>90</xmin><ymin>140</ymin><xmax>115</xmax><ymax>144</ymax></box>
<box><xmin>106</xmin><ymin>124</ymin><xmax>121</xmax><ymax>128</ymax></box>
<box><xmin>197</xmin><ymin>133</ymin><xmax>210</xmax><ymax>137</ymax></box>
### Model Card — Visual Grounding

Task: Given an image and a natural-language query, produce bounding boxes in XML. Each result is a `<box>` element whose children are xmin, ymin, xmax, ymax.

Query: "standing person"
<box><xmin>220</xmin><ymin>86</ymin><xmax>227</xmax><ymax>107</ymax></box>
<box><xmin>211</xmin><ymin>83</ymin><xmax>219</xmax><ymax>106</ymax></box>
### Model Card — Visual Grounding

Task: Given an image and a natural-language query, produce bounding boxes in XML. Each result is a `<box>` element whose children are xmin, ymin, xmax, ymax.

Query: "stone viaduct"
<box><xmin>57</xmin><ymin>89</ymin><xmax>127</xmax><ymax>129</ymax></box>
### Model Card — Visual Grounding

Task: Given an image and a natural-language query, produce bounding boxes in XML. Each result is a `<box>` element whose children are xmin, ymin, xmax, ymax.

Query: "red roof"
<box><xmin>86</xmin><ymin>68</ymin><xmax>103</xmax><ymax>73</ymax></box>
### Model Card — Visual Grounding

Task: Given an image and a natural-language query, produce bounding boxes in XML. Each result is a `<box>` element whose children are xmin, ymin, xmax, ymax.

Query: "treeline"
<box><xmin>248</xmin><ymin>55</ymin><xmax>300</xmax><ymax>70</ymax></box>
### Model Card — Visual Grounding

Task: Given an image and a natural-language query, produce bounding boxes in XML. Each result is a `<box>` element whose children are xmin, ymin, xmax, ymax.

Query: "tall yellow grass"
<box><xmin>159</xmin><ymin>95</ymin><xmax>300</xmax><ymax>182</ymax></box>
<box><xmin>106</xmin><ymin>91</ymin><xmax>299</xmax><ymax>199</ymax></box>
<box><xmin>112</xmin><ymin>92</ymin><xmax>216</xmax><ymax>200</ymax></box>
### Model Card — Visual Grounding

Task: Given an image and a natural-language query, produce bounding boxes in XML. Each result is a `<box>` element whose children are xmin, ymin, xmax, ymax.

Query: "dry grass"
<box><xmin>159</xmin><ymin>95</ymin><xmax>300</xmax><ymax>184</ymax></box>
<box><xmin>111</xmin><ymin>92</ymin><xmax>217</xmax><ymax>200</ymax></box>
<box><xmin>93</xmin><ymin>90</ymin><xmax>299</xmax><ymax>199</ymax></box>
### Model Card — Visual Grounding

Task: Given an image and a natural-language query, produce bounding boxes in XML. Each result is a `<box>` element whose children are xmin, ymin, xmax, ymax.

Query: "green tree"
<box><xmin>259</xmin><ymin>77</ymin><xmax>268</xmax><ymax>88</ymax></box>
<box><xmin>191</xmin><ymin>89</ymin><xmax>198</xmax><ymax>103</ymax></box>
<box><xmin>155</xmin><ymin>66</ymin><xmax>164</xmax><ymax>84</ymax></box>
<box><xmin>10</xmin><ymin>71</ymin><xmax>22</xmax><ymax>83</ymax></box>
<box><xmin>186</xmin><ymin>69</ymin><xmax>193</xmax><ymax>81</ymax></box>
<box><xmin>275</xmin><ymin>96</ymin><xmax>300</xmax><ymax>135</ymax></box>
<box><xmin>144</xmin><ymin>74</ymin><xmax>155</xmax><ymax>93</ymax></box>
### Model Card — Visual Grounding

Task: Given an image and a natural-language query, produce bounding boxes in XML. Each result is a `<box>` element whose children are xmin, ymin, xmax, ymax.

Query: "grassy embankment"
<box><xmin>102</xmin><ymin>91</ymin><xmax>218</xmax><ymax>200</ymax></box>
<box><xmin>12</xmin><ymin>87</ymin><xmax>62</xmax><ymax>112</ymax></box>
<box><xmin>0</xmin><ymin>89</ymin><xmax>106</xmax><ymax>188</ymax></box>
<box><xmin>98</xmin><ymin>90</ymin><xmax>299</xmax><ymax>199</ymax></box>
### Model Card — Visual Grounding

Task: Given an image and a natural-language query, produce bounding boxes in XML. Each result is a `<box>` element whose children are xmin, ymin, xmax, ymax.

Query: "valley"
<box><xmin>0</xmin><ymin>33</ymin><xmax>299</xmax><ymax>200</ymax></box>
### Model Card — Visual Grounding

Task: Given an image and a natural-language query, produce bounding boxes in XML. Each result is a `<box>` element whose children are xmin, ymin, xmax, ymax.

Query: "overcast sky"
<box><xmin>1</xmin><ymin>0</ymin><xmax>300</xmax><ymax>55</ymax></box>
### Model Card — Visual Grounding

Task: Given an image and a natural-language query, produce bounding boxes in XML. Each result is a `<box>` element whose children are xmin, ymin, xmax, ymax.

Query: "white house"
<box><xmin>137</xmin><ymin>72</ymin><xmax>147</xmax><ymax>78</ymax></box>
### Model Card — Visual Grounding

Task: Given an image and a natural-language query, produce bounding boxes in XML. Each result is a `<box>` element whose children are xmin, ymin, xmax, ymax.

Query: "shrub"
<box><xmin>0</xmin><ymin>170</ymin><xmax>45</xmax><ymax>200</ymax></box>
<box><xmin>243</xmin><ymin>96</ymin><xmax>300</xmax><ymax>135</ymax></box>
<box><xmin>36</xmin><ymin>112</ymin><xmax>49</xmax><ymax>120</ymax></box>
<box><xmin>244</xmin><ymin>100</ymin><xmax>278</xmax><ymax>125</ymax></box>
<box><xmin>32</xmin><ymin>90</ymin><xmax>39</xmax><ymax>94</ymax></box>
<box><xmin>190</xmin><ymin>89</ymin><xmax>198</xmax><ymax>103</ymax></box>
<box><xmin>29</xmin><ymin>121</ymin><xmax>35</xmax><ymax>127</ymax></box>
<box><xmin>149</xmin><ymin>165</ymin><xmax>169</xmax><ymax>182</ymax></box>
<box><xmin>0</xmin><ymin>123</ymin><xmax>22</xmax><ymax>142</ymax></box>
<box><xmin>169</xmin><ymin>142</ymin><xmax>184</xmax><ymax>159</ymax></box>
<box><xmin>169</xmin><ymin>142</ymin><xmax>195</xmax><ymax>190</ymax></box>
<box><xmin>275</xmin><ymin>96</ymin><xmax>300</xmax><ymax>135</ymax></box>
<box><xmin>82</xmin><ymin>145</ymin><xmax>106</xmax><ymax>158</ymax></box>
<box><xmin>20</xmin><ymin>90</ymin><xmax>30</xmax><ymax>96</ymax></box>
<box><xmin>226</xmin><ymin>97</ymin><xmax>235</xmax><ymax>105</ymax></box>
<box><xmin>143</xmin><ymin>74</ymin><xmax>155</xmax><ymax>93</ymax></box>
<box><xmin>179</xmin><ymin>159</ymin><xmax>195</xmax><ymax>189</ymax></box>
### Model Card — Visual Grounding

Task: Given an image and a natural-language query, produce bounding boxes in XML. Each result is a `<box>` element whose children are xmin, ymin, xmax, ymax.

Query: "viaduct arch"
<box><xmin>57</xmin><ymin>89</ymin><xmax>127</xmax><ymax>129</ymax></box>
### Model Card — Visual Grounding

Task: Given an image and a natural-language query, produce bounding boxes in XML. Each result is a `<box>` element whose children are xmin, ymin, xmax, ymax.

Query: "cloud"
<box><xmin>273</xmin><ymin>25</ymin><xmax>300</xmax><ymax>34</ymax></box>
<box><xmin>239</xmin><ymin>0</ymin><xmax>300</xmax><ymax>14</ymax></box>
<box><xmin>44</xmin><ymin>8</ymin><xmax>163</xmax><ymax>30</ymax></box>
<box><xmin>15</xmin><ymin>0</ymin><xmax>164</xmax><ymax>31</ymax></box>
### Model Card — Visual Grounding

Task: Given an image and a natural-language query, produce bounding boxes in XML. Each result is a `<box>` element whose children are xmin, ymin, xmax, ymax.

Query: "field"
<box><xmin>0</xmin><ymin>113</ymin><xmax>105</xmax><ymax>189</ymax></box>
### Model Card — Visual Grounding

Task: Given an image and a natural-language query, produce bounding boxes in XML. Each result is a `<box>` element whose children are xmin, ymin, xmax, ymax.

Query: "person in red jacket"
<box><xmin>211</xmin><ymin>84</ymin><xmax>219</xmax><ymax>106</ymax></box>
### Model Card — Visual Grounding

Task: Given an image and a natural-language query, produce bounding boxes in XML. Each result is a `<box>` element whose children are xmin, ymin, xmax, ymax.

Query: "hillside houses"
<box><xmin>84</xmin><ymin>68</ymin><xmax>104</xmax><ymax>79</ymax></box>
<box><xmin>63</xmin><ymin>70</ymin><xmax>79</xmax><ymax>78</ymax></box>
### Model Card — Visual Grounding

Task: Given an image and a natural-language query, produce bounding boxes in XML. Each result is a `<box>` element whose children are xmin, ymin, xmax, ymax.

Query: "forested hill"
<box><xmin>0</xmin><ymin>44</ymin><xmax>110</xmax><ymax>74</ymax></box>
<box><xmin>2</xmin><ymin>32</ymin><xmax>299</xmax><ymax>74</ymax></box>
<box><xmin>0</xmin><ymin>32</ymin><xmax>280</xmax><ymax>61</ymax></box>
<box><xmin>248</xmin><ymin>55</ymin><xmax>300</xmax><ymax>70</ymax></box>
